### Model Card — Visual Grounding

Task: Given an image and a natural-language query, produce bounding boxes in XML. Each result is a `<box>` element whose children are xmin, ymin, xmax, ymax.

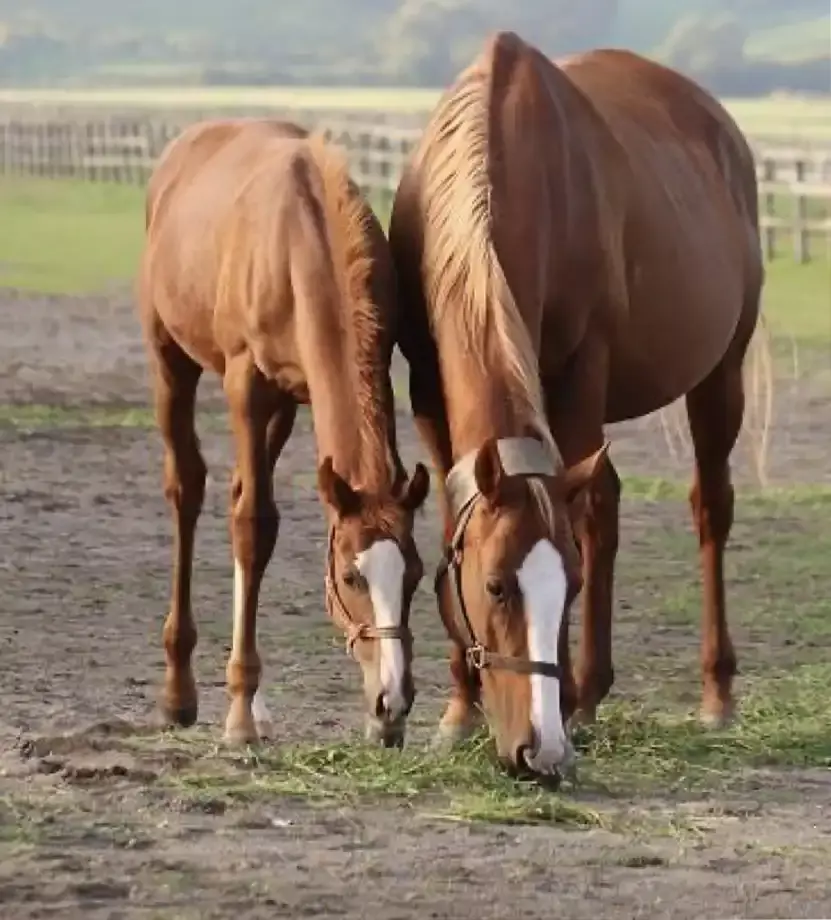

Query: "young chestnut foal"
<box><xmin>139</xmin><ymin>118</ymin><xmax>429</xmax><ymax>749</ymax></box>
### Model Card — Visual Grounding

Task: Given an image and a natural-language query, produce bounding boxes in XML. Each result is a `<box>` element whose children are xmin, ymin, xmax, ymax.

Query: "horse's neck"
<box><xmin>295</xmin><ymin>277</ymin><xmax>394</xmax><ymax>493</ymax></box>
<box><xmin>436</xmin><ymin>336</ymin><xmax>527</xmax><ymax>461</ymax></box>
<box><xmin>306</xmin><ymin>359</ymin><xmax>363</xmax><ymax>481</ymax></box>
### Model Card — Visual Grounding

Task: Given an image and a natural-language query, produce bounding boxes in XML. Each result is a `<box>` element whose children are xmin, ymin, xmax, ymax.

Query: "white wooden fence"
<box><xmin>1</xmin><ymin>106</ymin><xmax>829</xmax><ymax>262</ymax></box>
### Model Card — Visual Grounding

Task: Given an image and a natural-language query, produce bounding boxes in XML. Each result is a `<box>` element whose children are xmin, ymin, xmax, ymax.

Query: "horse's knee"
<box><xmin>231</xmin><ymin>493</ymin><xmax>280</xmax><ymax>573</ymax></box>
<box><xmin>577</xmin><ymin>461</ymin><xmax>620</xmax><ymax>555</ymax></box>
<box><xmin>164</xmin><ymin>445</ymin><xmax>207</xmax><ymax>516</ymax></box>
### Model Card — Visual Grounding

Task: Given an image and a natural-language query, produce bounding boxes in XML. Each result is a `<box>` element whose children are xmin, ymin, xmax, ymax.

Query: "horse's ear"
<box><xmin>318</xmin><ymin>457</ymin><xmax>361</xmax><ymax>517</ymax></box>
<box><xmin>474</xmin><ymin>438</ymin><xmax>506</xmax><ymax>506</ymax></box>
<box><xmin>552</xmin><ymin>442</ymin><xmax>610</xmax><ymax>505</ymax></box>
<box><xmin>400</xmin><ymin>462</ymin><xmax>430</xmax><ymax>513</ymax></box>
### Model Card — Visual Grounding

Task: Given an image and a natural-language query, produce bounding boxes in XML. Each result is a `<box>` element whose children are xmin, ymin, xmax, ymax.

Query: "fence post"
<box><xmin>793</xmin><ymin>158</ymin><xmax>809</xmax><ymax>264</ymax></box>
<box><xmin>761</xmin><ymin>158</ymin><xmax>777</xmax><ymax>261</ymax></box>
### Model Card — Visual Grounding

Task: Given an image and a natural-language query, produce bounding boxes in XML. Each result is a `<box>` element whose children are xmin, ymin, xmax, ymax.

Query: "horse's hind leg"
<box><xmin>686</xmin><ymin>358</ymin><xmax>744</xmax><ymax>728</ymax></box>
<box><xmin>151</xmin><ymin>325</ymin><xmax>206</xmax><ymax>727</ymax></box>
<box><xmin>223</xmin><ymin>354</ymin><xmax>289</xmax><ymax>744</ymax></box>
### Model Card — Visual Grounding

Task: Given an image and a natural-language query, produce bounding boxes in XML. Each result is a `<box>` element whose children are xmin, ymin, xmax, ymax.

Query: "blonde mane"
<box><xmin>415</xmin><ymin>63</ymin><xmax>557</xmax><ymax>464</ymax></box>
<box><xmin>413</xmin><ymin>58</ymin><xmax>559</xmax><ymax>522</ymax></box>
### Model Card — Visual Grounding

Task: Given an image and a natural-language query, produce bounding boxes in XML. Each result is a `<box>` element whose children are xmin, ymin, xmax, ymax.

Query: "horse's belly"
<box><xmin>605</xmin><ymin>357</ymin><xmax>709</xmax><ymax>422</ymax></box>
<box><xmin>155</xmin><ymin>291</ymin><xmax>226</xmax><ymax>374</ymax></box>
<box><xmin>605</xmin><ymin>274</ymin><xmax>744</xmax><ymax>423</ymax></box>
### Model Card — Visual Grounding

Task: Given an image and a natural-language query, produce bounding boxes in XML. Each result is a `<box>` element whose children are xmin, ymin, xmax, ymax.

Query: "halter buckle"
<box><xmin>345</xmin><ymin>622</ymin><xmax>366</xmax><ymax>657</ymax></box>
<box><xmin>466</xmin><ymin>644</ymin><xmax>489</xmax><ymax>671</ymax></box>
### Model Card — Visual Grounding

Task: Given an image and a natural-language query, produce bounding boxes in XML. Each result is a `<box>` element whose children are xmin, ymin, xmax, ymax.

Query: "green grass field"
<box><xmin>1</xmin><ymin>175</ymin><xmax>828</xmax><ymax>347</ymax></box>
<box><xmin>0</xmin><ymin>87</ymin><xmax>829</xmax><ymax>142</ymax></box>
<box><xmin>0</xmin><ymin>178</ymin><xmax>144</xmax><ymax>293</ymax></box>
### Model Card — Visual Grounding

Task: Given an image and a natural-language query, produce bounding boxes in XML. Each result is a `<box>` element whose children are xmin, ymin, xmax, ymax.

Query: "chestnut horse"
<box><xmin>139</xmin><ymin>118</ymin><xmax>429</xmax><ymax>749</ymax></box>
<box><xmin>389</xmin><ymin>33</ymin><xmax>768</xmax><ymax>777</ymax></box>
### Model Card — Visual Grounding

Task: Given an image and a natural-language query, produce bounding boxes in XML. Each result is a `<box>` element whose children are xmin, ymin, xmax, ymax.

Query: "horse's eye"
<box><xmin>485</xmin><ymin>576</ymin><xmax>505</xmax><ymax>601</ymax></box>
<box><xmin>343</xmin><ymin>565</ymin><xmax>364</xmax><ymax>590</ymax></box>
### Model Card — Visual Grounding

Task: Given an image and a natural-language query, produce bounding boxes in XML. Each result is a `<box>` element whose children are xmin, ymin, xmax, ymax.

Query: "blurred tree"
<box><xmin>376</xmin><ymin>0</ymin><xmax>620</xmax><ymax>83</ymax></box>
<box><xmin>0</xmin><ymin>0</ymin><xmax>826</xmax><ymax>92</ymax></box>
<box><xmin>659</xmin><ymin>14</ymin><xmax>748</xmax><ymax>72</ymax></box>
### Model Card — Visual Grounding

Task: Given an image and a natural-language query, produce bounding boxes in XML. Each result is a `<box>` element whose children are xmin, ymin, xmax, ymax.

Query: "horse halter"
<box><xmin>434</xmin><ymin>437</ymin><xmax>563</xmax><ymax>680</ymax></box>
<box><xmin>324</xmin><ymin>527</ymin><xmax>412</xmax><ymax>657</ymax></box>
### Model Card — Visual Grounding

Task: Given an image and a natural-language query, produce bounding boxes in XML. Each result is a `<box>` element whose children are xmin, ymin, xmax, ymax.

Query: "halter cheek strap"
<box><xmin>324</xmin><ymin>528</ymin><xmax>412</xmax><ymax>656</ymax></box>
<box><xmin>435</xmin><ymin>437</ymin><xmax>563</xmax><ymax>680</ymax></box>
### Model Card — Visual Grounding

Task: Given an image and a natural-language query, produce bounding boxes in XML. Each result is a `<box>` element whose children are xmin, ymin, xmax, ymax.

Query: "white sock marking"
<box><xmin>355</xmin><ymin>540</ymin><xmax>407</xmax><ymax>719</ymax></box>
<box><xmin>252</xmin><ymin>688</ymin><xmax>273</xmax><ymax>730</ymax></box>
<box><xmin>232</xmin><ymin>558</ymin><xmax>245</xmax><ymax>651</ymax></box>
<box><xmin>516</xmin><ymin>539</ymin><xmax>571</xmax><ymax>773</ymax></box>
<box><xmin>233</xmin><ymin>558</ymin><xmax>273</xmax><ymax>732</ymax></box>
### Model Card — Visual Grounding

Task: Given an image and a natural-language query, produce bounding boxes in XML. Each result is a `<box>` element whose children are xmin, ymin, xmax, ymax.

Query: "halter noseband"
<box><xmin>324</xmin><ymin>528</ymin><xmax>412</xmax><ymax>657</ymax></box>
<box><xmin>434</xmin><ymin>437</ymin><xmax>563</xmax><ymax>680</ymax></box>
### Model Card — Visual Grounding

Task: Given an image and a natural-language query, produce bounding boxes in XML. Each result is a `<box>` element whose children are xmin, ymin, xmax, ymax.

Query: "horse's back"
<box><xmin>140</xmin><ymin>119</ymin><xmax>311</xmax><ymax>372</ymax></box>
<box><xmin>550</xmin><ymin>49</ymin><xmax>764</xmax><ymax>417</ymax></box>
<box><xmin>558</xmin><ymin>49</ymin><xmax>758</xmax><ymax>225</ymax></box>
<box><xmin>146</xmin><ymin>118</ymin><xmax>308</xmax><ymax>230</ymax></box>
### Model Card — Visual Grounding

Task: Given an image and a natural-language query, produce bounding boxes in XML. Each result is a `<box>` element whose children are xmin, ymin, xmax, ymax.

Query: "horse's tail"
<box><xmin>656</xmin><ymin>309</ymin><xmax>774</xmax><ymax>488</ymax></box>
<box><xmin>741</xmin><ymin>309</ymin><xmax>774</xmax><ymax>488</ymax></box>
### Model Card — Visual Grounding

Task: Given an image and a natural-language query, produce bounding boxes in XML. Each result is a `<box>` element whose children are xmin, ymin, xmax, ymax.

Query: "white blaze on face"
<box><xmin>516</xmin><ymin>539</ymin><xmax>572</xmax><ymax>773</ymax></box>
<box><xmin>233</xmin><ymin>558</ymin><xmax>274</xmax><ymax>736</ymax></box>
<box><xmin>355</xmin><ymin>539</ymin><xmax>407</xmax><ymax>719</ymax></box>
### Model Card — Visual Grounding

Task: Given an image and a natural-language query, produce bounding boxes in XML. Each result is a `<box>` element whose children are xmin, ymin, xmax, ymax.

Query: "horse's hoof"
<box><xmin>365</xmin><ymin>716</ymin><xmax>405</xmax><ymax>749</ymax></box>
<box><xmin>160</xmin><ymin>699</ymin><xmax>198</xmax><ymax>729</ymax></box>
<box><xmin>223</xmin><ymin>706</ymin><xmax>261</xmax><ymax>746</ymax></box>
<box><xmin>254</xmin><ymin>720</ymin><xmax>275</xmax><ymax>741</ymax></box>
<box><xmin>223</xmin><ymin>724</ymin><xmax>261</xmax><ymax>747</ymax></box>
<box><xmin>700</xmin><ymin>703</ymin><xmax>735</xmax><ymax>730</ymax></box>
<box><xmin>431</xmin><ymin>720</ymin><xmax>476</xmax><ymax>751</ymax></box>
<box><xmin>251</xmin><ymin>690</ymin><xmax>275</xmax><ymax>741</ymax></box>
<box><xmin>162</xmin><ymin>669</ymin><xmax>198</xmax><ymax>728</ymax></box>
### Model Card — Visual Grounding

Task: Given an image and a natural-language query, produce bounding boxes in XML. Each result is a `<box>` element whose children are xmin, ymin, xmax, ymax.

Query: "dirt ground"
<box><xmin>1</xmin><ymin>289</ymin><xmax>830</xmax><ymax>920</ymax></box>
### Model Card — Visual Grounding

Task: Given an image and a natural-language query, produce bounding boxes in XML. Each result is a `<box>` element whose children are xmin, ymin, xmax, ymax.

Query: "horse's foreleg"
<box><xmin>686</xmin><ymin>362</ymin><xmax>743</xmax><ymax>728</ymax></box>
<box><xmin>569</xmin><ymin>459</ymin><xmax>620</xmax><ymax>724</ymax></box>
<box><xmin>152</xmin><ymin>330</ymin><xmax>206</xmax><ymax>728</ymax></box>
<box><xmin>223</xmin><ymin>356</ymin><xmax>285</xmax><ymax>745</ymax></box>
<box><xmin>408</xmin><ymin>366</ymin><xmax>483</xmax><ymax>746</ymax></box>
<box><xmin>544</xmin><ymin>338</ymin><xmax>618</xmax><ymax>726</ymax></box>
<box><xmin>241</xmin><ymin>393</ymin><xmax>297</xmax><ymax>740</ymax></box>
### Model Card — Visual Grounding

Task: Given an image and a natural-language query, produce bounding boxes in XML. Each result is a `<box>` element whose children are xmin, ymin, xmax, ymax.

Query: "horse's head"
<box><xmin>317</xmin><ymin>457</ymin><xmax>430</xmax><ymax>747</ymax></box>
<box><xmin>436</xmin><ymin>437</ymin><xmax>608</xmax><ymax>779</ymax></box>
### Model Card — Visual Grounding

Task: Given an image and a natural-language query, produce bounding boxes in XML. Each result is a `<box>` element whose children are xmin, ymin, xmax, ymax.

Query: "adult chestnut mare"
<box><xmin>390</xmin><ymin>33</ymin><xmax>769</xmax><ymax>778</ymax></box>
<box><xmin>139</xmin><ymin>118</ymin><xmax>429</xmax><ymax>749</ymax></box>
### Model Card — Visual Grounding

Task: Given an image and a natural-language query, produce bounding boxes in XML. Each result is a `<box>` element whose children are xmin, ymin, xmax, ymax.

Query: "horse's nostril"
<box><xmin>374</xmin><ymin>692</ymin><xmax>387</xmax><ymax>719</ymax></box>
<box><xmin>515</xmin><ymin>729</ymin><xmax>540</xmax><ymax>770</ymax></box>
<box><xmin>515</xmin><ymin>744</ymin><xmax>532</xmax><ymax>768</ymax></box>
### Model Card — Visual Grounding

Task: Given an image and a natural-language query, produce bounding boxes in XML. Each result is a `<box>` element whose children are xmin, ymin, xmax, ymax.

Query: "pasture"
<box><xmin>0</xmin><ymin>173</ymin><xmax>830</xmax><ymax>919</ymax></box>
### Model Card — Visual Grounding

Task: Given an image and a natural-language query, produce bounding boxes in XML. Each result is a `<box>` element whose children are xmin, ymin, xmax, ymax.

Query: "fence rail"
<box><xmin>1</xmin><ymin>108</ymin><xmax>829</xmax><ymax>263</ymax></box>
